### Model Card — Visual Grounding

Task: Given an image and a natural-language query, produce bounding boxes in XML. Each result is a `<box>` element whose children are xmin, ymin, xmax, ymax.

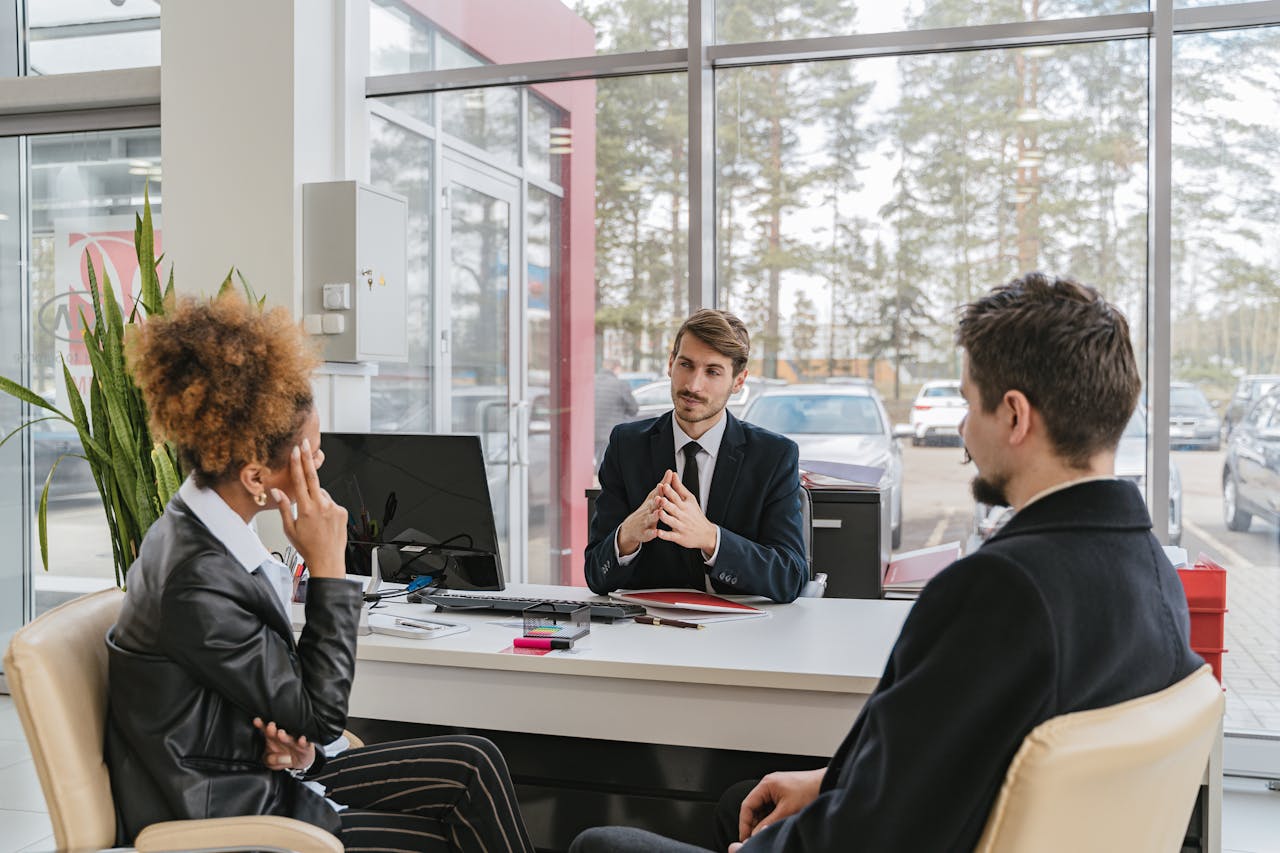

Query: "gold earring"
<box><xmin>254</xmin><ymin>491</ymin><xmax>268</xmax><ymax>507</ymax></box>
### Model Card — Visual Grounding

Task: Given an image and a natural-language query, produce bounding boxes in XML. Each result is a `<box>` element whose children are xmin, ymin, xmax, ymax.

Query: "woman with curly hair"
<box><xmin>105</xmin><ymin>294</ymin><xmax>533</xmax><ymax>853</ymax></box>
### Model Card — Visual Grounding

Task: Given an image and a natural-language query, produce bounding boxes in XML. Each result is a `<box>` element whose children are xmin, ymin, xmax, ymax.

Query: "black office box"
<box><xmin>809</xmin><ymin>488</ymin><xmax>888</xmax><ymax>599</ymax></box>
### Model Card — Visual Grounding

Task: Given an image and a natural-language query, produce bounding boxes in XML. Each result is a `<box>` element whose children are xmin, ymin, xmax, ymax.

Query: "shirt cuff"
<box><xmin>615</xmin><ymin>526</ymin><xmax>640</xmax><ymax>565</ymax></box>
<box><xmin>703</xmin><ymin>525</ymin><xmax>721</xmax><ymax>566</ymax></box>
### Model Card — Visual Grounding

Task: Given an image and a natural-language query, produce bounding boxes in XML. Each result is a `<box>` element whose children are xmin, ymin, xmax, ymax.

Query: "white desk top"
<box><xmin>344</xmin><ymin>584</ymin><xmax>912</xmax><ymax>695</ymax></box>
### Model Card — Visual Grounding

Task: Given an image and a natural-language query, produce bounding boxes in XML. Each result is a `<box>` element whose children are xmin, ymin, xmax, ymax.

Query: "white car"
<box><xmin>908</xmin><ymin>380</ymin><xmax>967</xmax><ymax>446</ymax></box>
<box><xmin>742</xmin><ymin>385</ymin><xmax>903</xmax><ymax>548</ymax></box>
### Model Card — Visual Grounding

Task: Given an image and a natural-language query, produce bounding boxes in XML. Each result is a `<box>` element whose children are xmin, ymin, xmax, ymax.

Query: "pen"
<box><xmin>634</xmin><ymin>615</ymin><xmax>704</xmax><ymax>630</ymax></box>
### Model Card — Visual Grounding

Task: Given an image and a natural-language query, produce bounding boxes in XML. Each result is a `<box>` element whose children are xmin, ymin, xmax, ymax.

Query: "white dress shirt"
<box><xmin>615</xmin><ymin>413</ymin><xmax>727</xmax><ymax>587</ymax></box>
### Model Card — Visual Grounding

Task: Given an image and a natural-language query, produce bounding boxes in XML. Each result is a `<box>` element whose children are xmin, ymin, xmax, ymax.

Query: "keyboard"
<box><xmin>410</xmin><ymin>591</ymin><xmax>645</xmax><ymax>622</ymax></box>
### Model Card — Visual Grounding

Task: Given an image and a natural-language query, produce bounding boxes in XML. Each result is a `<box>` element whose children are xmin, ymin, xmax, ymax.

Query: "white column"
<box><xmin>160</xmin><ymin>0</ymin><xmax>368</xmax><ymax>315</ymax></box>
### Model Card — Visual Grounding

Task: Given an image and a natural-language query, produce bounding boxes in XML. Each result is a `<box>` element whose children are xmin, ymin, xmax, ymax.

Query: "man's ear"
<box><xmin>732</xmin><ymin>367</ymin><xmax>749</xmax><ymax>393</ymax></box>
<box><xmin>1004</xmin><ymin>390</ymin><xmax>1033</xmax><ymax>445</ymax></box>
<box><xmin>667</xmin><ymin>353</ymin><xmax>675</xmax><ymax>378</ymax></box>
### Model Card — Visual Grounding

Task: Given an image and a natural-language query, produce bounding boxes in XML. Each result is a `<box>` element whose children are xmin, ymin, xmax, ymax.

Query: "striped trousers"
<box><xmin>310</xmin><ymin>734</ymin><xmax>534</xmax><ymax>853</ymax></box>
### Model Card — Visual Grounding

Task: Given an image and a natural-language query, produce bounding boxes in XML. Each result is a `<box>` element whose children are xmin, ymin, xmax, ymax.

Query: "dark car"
<box><xmin>1168</xmin><ymin>381</ymin><xmax>1221</xmax><ymax>451</ymax></box>
<box><xmin>1222</xmin><ymin>387</ymin><xmax>1280</xmax><ymax>533</ymax></box>
<box><xmin>1224</xmin><ymin>374</ymin><xmax>1280</xmax><ymax>439</ymax></box>
<box><xmin>3</xmin><ymin>418</ymin><xmax>97</xmax><ymax>500</ymax></box>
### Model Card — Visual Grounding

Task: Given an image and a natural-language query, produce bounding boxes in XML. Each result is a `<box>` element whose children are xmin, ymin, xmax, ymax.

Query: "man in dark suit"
<box><xmin>585</xmin><ymin>310</ymin><xmax>807</xmax><ymax>604</ymax></box>
<box><xmin>572</xmin><ymin>273</ymin><xmax>1203</xmax><ymax>852</ymax></box>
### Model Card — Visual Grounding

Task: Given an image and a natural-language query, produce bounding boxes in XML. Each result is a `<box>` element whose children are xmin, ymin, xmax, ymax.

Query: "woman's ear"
<box><xmin>238</xmin><ymin>463</ymin><xmax>268</xmax><ymax>501</ymax></box>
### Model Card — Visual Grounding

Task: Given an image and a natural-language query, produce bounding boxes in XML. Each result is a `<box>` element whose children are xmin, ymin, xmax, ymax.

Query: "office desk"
<box><xmin>339</xmin><ymin>584</ymin><xmax>1219</xmax><ymax>853</ymax></box>
<box><xmin>348</xmin><ymin>585</ymin><xmax>909</xmax><ymax>756</ymax></box>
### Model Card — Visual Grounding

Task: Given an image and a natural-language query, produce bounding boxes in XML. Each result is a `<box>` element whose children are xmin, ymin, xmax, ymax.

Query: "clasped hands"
<box><xmin>617</xmin><ymin>470</ymin><xmax>717</xmax><ymax>558</ymax></box>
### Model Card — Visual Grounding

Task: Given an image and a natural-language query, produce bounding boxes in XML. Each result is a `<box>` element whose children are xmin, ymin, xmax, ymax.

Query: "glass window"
<box><xmin>718</xmin><ymin>40</ymin><xmax>1148</xmax><ymax>554</ymax></box>
<box><xmin>369</xmin><ymin>0</ymin><xmax>683</xmax><ymax>69</ymax></box>
<box><xmin>23</xmin><ymin>127</ymin><xmax>160</xmax><ymax>609</ymax></box>
<box><xmin>369</xmin><ymin>115</ymin><xmax>433</xmax><ymax>435</ymax></box>
<box><xmin>368</xmin><ymin>73</ymin><xmax>686</xmax><ymax>586</ymax></box>
<box><xmin>715</xmin><ymin>0</ymin><xmax>1147</xmax><ymax>44</ymax></box>
<box><xmin>25</xmin><ymin>0</ymin><xmax>161</xmax><ymax>75</ymax></box>
<box><xmin>1174</xmin><ymin>25</ymin><xmax>1280</xmax><ymax>736</ymax></box>
<box><xmin>369</xmin><ymin>0</ymin><xmax>434</xmax><ymax>122</ymax></box>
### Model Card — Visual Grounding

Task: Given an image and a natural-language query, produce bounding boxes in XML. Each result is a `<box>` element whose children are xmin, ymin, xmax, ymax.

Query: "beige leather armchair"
<box><xmin>3</xmin><ymin>587</ymin><xmax>353</xmax><ymax>853</ymax></box>
<box><xmin>975</xmin><ymin>664</ymin><xmax>1223</xmax><ymax>853</ymax></box>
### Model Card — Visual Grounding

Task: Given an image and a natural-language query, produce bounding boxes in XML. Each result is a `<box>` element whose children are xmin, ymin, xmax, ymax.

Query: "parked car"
<box><xmin>969</xmin><ymin>407</ymin><xmax>1182</xmax><ymax>548</ymax></box>
<box><xmin>1168</xmin><ymin>381</ymin><xmax>1221</xmax><ymax>451</ymax></box>
<box><xmin>618</xmin><ymin>371</ymin><xmax>660</xmax><ymax>390</ymax></box>
<box><xmin>907</xmin><ymin>379</ymin><xmax>967</xmax><ymax>446</ymax></box>
<box><xmin>1224</xmin><ymin>374</ymin><xmax>1280</xmax><ymax>439</ymax></box>
<box><xmin>629</xmin><ymin>376</ymin><xmax>786</xmax><ymax>422</ymax></box>
<box><xmin>741</xmin><ymin>384</ymin><xmax>903</xmax><ymax>548</ymax></box>
<box><xmin>1222</xmin><ymin>386</ymin><xmax>1280</xmax><ymax>533</ymax></box>
<box><xmin>2</xmin><ymin>417</ymin><xmax>97</xmax><ymax>500</ymax></box>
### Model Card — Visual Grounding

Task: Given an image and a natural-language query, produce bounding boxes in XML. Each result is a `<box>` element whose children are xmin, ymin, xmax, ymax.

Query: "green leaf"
<box><xmin>152</xmin><ymin>444</ymin><xmax>181</xmax><ymax>506</ymax></box>
<box><xmin>136</xmin><ymin>185</ymin><xmax>163</xmax><ymax>316</ymax></box>
<box><xmin>0</xmin><ymin>416</ymin><xmax>63</xmax><ymax>451</ymax></box>
<box><xmin>37</xmin><ymin>454</ymin><xmax>72</xmax><ymax>572</ymax></box>
<box><xmin>0</xmin><ymin>375</ymin><xmax>71</xmax><ymax>421</ymax></box>
<box><xmin>61</xmin><ymin>357</ymin><xmax>108</xmax><ymax>462</ymax></box>
<box><xmin>218</xmin><ymin>267</ymin><xmax>236</xmax><ymax>298</ymax></box>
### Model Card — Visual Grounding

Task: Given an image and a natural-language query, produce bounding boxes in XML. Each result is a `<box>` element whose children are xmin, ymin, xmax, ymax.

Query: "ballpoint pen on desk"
<box><xmin>634</xmin><ymin>614</ymin><xmax>704</xmax><ymax>630</ymax></box>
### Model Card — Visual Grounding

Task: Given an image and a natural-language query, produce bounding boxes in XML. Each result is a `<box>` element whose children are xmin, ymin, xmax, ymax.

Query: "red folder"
<box><xmin>609</xmin><ymin>589</ymin><xmax>764</xmax><ymax>614</ymax></box>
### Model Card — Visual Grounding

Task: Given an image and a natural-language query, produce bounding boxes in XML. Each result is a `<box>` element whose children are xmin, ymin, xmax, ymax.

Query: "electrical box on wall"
<box><xmin>303</xmin><ymin>181</ymin><xmax>408</xmax><ymax>363</ymax></box>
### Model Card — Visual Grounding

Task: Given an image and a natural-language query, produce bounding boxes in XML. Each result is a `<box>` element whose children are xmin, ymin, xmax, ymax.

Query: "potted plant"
<box><xmin>0</xmin><ymin>190</ymin><xmax>260</xmax><ymax>587</ymax></box>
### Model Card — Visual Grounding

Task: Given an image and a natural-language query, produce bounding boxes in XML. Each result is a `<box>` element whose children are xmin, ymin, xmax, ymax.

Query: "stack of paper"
<box><xmin>882</xmin><ymin>542</ymin><xmax>962</xmax><ymax>599</ymax></box>
<box><xmin>798</xmin><ymin>459</ymin><xmax>884</xmax><ymax>491</ymax></box>
<box><xmin>609</xmin><ymin>589</ymin><xmax>771</xmax><ymax>623</ymax></box>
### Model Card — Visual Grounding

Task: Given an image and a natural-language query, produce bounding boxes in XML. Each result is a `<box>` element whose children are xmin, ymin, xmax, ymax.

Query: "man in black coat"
<box><xmin>585</xmin><ymin>310</ymin><xmax>807</xmax><ymax>603</ymax></box>
<box><xmin>572</xmin><ymin>273</ymin><xmax>1203</xmax><ymax>852</ymax></box>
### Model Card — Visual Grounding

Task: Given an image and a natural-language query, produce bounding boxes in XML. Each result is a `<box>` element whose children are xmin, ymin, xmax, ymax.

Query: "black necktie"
<box><xmin>682</xmin><ymin>442</ymin><xmax>704</xmax><ymax>588</ymax></box>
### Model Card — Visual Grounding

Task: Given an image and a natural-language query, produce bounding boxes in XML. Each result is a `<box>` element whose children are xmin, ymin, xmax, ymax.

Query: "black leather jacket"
<box><xmin>104</xmin><ymin>497</ymin><xmax>361</xmax><ymax>842</ymax></box>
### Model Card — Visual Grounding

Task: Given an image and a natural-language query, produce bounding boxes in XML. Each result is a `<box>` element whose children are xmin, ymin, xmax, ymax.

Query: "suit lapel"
<box><xmin>706</xmin><ymin>413</ymin><xmax>745</xmax><ymax>524</ymax></box>
<box><xmin>651</xmin><ymin>413</ymin><xmax>677</xmax><ymax>486</ymax></box>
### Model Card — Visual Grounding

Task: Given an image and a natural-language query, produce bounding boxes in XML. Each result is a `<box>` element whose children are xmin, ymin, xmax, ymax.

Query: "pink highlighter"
<box><xmin>513</xmin><ymin>637</ymin><xmax>573</xmax><ymax>650</ymax></box>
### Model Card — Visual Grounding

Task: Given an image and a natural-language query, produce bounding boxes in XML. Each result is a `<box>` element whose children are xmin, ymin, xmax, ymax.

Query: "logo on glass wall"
<box><xmin>50</xmin><ymin>216</ymin><xmax>162</xmax><ymax>405</ymax></box>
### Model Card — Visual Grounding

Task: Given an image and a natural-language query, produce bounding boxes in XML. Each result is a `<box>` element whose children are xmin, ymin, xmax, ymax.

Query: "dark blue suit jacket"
<box><xmin>584</xmin><ymin>411</ymin><xmax>807</xmax><ymax>603</ymax></box>
<box><xmin>744</xmin><ymin>479</ymin><xmax>1204</xmax><ymax>851</ymax></box>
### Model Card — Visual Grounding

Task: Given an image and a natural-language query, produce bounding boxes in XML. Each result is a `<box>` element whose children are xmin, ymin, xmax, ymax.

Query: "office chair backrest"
<box><xmin>975</xmin><ymin>664</ymin><xmax>1222</xmax><ymax>853</ymax></box>
<box><xmin>797</xmin><ymin>484</ymin><xmax>827</xmax><ymax>598</ymax></box>
<box><xmin>3</xmin><ymin>587</ymin><xmax>124</xmax><ymax>851</ymax></box>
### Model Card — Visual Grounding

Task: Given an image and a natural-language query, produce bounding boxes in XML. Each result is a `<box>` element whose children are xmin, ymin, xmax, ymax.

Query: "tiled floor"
<box><xmin>0</xmin><ymin>694</ymin><xmax>1278</xmax><ymax>852</ymax></box>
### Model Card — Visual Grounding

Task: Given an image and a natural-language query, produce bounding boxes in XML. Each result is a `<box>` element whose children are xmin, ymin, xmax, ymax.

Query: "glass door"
<box><xmin>439</xmin><ymin>158</ymin><xmax>528</xmax><ymax>581</ymax></box>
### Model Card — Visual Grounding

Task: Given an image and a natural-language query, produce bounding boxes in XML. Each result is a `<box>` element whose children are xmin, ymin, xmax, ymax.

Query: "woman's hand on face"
<box><xmin>272</xmin><ymin>438</ymin><xmax>347</xmax><ymax>579</ymax></box>
<box><xmin>254</xmin><ymin>717</ymin><xmax>316</xmax><ymax>773</ymax></box>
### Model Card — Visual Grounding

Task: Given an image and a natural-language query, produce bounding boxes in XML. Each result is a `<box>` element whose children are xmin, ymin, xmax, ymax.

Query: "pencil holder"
<box><xmin>522</xmin><ymin>602</ymin><xmax>590</xmax><ymax>641</ymax></box>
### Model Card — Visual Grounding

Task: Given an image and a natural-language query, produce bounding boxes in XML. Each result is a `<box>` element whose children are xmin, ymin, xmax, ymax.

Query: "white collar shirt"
<box><xmin>178</xmin><ymin>476</ymin><xmax>293</xmax><ymax>619</ymax></box>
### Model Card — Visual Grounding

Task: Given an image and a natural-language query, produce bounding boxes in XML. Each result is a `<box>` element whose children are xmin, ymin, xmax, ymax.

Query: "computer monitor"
<box><xmin>317</xmin><ymin>432</ymin><xmax>504</xmax><ymax>591</ymax></box>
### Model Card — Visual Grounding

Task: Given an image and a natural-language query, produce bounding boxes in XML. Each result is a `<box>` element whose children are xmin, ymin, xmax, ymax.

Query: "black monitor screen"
<box><xmin>318</xmin><ymin>432</ymin><xmax>503</xmax><ymax>590</ymax></box>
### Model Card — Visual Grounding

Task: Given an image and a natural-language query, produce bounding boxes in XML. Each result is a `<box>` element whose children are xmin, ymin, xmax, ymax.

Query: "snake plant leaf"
<box><xmin>0</xmin><ymin>375</ymin><xmax>72</xmax><ymax>421</ymax></box>
<box><xmin>60</xmin><ymin>357</ymin><xmax>108</xmax><ymax>463</ymax></box>
<box><xmin>37</xmin><ymin>454</ymin><xmax>72</xmax><ymax>572</ymax></box>
<box><xmin>152</xmin><ymin>444</ymin><xmax>181</xmax><ymax>506</ymax></box>
<box><xmin>0</xmin><ymin>416</ymin><xmax>63</xmax><ymax>450</ymax></box>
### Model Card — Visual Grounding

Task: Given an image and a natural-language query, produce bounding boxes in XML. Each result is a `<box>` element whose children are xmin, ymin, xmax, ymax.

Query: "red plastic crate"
<box><xmin>1195</xmin><ymin>648</ymin><xmax>1226</xmax><ymax>684</ymax></box>
<box><xmin>1177</xmin><ymin>560</ymin><xmax>1226</xmax><ymax>610</ymax></box>
<box><xmin>1188</xmin><ymin>607</ymin><xmax>1226</xmax><ymax>649</ymax></box>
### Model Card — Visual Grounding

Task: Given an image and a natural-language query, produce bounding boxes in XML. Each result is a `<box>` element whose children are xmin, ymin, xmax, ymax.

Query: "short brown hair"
<box><xmin>670</xmin><ymin>309</ymin><xmax>750</xmax><ymax>376</ymax></box>
<box><xmin>957</xmin><ymin>272</ymin><xmax>1141</xmax><ymax>468</ymax></box>
<box><xmin>127</xmin><ymin>294</ymin><xmax>321</xmax><ymax>488</ymax></box>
